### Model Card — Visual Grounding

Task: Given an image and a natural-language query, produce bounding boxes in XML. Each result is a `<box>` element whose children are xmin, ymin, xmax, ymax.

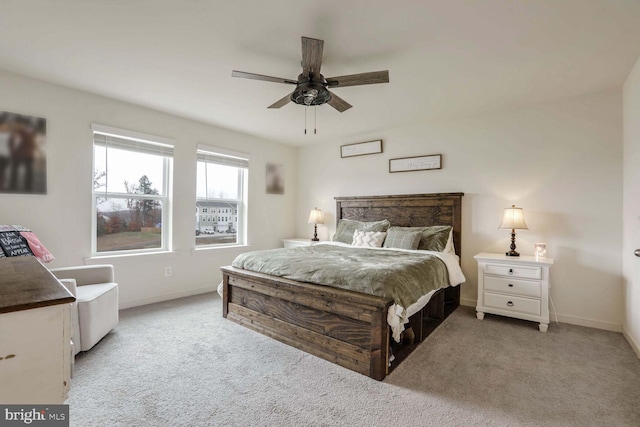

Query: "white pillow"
<box><xmin>352</xmin><ymin>230</ymin><xmax>386</xmax><ymax>248</ymax></box>
<box><xmin>443</xmin><ymin>228</ymin><xmax>456</xmax><ymax>254</ymax></box>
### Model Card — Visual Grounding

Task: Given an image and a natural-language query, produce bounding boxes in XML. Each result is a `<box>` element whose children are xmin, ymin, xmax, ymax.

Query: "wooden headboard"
<box><xmin>335</xmin><ymin>193</ymin><xmax>464</xmax><ymax>257</ymax></box>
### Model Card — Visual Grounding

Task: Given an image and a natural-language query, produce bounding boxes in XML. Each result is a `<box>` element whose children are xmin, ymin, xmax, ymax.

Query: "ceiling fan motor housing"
<box><xmin>291</xmin><ymin>73</ymin><xmax>331</xmax><ymax>106</ymax></box>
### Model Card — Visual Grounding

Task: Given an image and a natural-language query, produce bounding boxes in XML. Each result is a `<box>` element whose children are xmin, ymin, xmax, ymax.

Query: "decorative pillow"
<box><xmin>0</xmin><ymin>225</ymin><xmax>54</xmax><ymax>262</ymax></box>
<box><xmin>352</xmin><ymin>230</ymin><xmax>386</xmax><ymax>248</ymax></box>
<box><xmin>418</xmin><ymin>225</ymin><xmax>453</xmax><ymax>252</ymax></box>
<box><xmin>0</xmin><ymin>229</ymin><xmax>34</xmax><ymax>258</ymax></box>
<box><xmin>383</xmin><ymin>229</ymin><xmax>422</xmax><ymax>250</ymax></box>
<box><xmin>20</xmin><ymin>231</ymin><xmax>55</xmax><ymax>263</ymax></box>
<box><xmin>386</xmin><ymin>225</ymin><xmax>453</xmax><ymax>252</ymax></box>
<box><xmin>332</xmin><ymin>219</ymin><xmax>391</xmax><ymax>244</ymax></box>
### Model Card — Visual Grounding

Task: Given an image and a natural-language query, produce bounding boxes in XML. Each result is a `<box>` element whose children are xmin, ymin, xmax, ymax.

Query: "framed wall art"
<box><xmin>389</xmin><ymin>154</ymin><xmax>442</xmax><ymax>173</ymax></box>
<box><xmin>266</xmin><ymin>162</ymin><xmax>284</xmax><ymax>194</ymax></box>
<box><xmin>340</xmin><ymin>139</ymin><xmax>382</xmax><ymax>158</ymax></box>
<box><xmin>0</xmin><ymin>111</ymin><xmax>47</xmax><ymax>194</ymax></box>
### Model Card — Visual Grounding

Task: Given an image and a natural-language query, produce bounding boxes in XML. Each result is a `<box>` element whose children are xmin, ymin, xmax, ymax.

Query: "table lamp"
<box><xmin>308</xmin><ymin>208</ymin><xmax>324</xmax><ymax>241</ymax></box>
<box><xmin>499</xmin><ymin>205</ymin><xmax>528</xmax><ymax>256</ymax></box>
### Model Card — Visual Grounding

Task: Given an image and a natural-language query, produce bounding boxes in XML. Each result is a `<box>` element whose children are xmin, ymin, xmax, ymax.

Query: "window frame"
<box><xmin>195</xmin><ymin>145</ymin><xmax>249</xmax><ymax>248</ymax></box>
<box><xmin>91</xmin><ymin>124</ymin><xmax>174</xmax><ymax>256</ymax></box>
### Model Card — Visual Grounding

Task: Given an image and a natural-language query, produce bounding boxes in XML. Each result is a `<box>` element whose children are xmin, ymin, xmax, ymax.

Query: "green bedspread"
<box><xmin>231</xmin><ymin>244</ymin><xmax>450</xmax><ymax>311</ymax></box>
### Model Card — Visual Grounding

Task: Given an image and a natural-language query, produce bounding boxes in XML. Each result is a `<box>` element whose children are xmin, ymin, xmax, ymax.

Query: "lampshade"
<box><xmin>308</xmin><ymin>208</ymin><xmax>324</xmax><ymax>225</ymax></box>
<box><xmin>499</xmin><ymin>205</ymin><xmax>528</xmax><ymax>230</ymax></box>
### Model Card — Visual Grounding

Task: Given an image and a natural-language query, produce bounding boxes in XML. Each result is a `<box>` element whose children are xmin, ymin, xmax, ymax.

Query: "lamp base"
<box><xmin>506</xmin><ymin>230</ymin><xmax>520</xmax><ymax>256</ymax></box>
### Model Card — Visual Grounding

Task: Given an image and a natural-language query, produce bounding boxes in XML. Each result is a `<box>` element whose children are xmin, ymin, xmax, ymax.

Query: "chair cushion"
<box><xmin>76</xmin><ymin>282</ymin><xmax>118</xmax><ymax>302</ymax></box>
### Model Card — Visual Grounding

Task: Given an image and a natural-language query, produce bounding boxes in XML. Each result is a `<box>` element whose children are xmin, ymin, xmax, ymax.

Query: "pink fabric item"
<box><xmin>20</xmin><ymin>231</ymin><xmax>55</xmax><ymax>263</ymax></box>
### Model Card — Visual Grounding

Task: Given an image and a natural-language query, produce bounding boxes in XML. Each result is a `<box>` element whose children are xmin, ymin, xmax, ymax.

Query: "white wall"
<box><xmin>0</xmin><ymin>66</ymin><xmax>627</xmax><ymax>333</ymax></box>
<box><xmin>297</xmin><ymin>89</ymin><xmax>623</xmax><ymax>331</ymax></box>
<box><xmin>0</xmin><ymin>69</ymin><xmax>298</xmax><ymax>308</ymax></box>
<box><xmin>623</xmin><ymin>56</ymin><xmax>640</xmax><ymax>357</ymax></box>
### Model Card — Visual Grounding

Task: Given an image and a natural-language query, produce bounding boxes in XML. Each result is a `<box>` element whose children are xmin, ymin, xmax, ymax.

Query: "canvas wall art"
<box><xmin>0</xmin><ymin>111</ymin><xmax>47</xmax><ymax>194</ymax></box>
<box><xmin>266</xmin><ymin>163</ymin><xmax>284</xmax><ymax>195</ymax></box>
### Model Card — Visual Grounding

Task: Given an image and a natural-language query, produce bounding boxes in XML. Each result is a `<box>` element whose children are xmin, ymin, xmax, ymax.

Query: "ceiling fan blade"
<box><xmin>327</xmin><ymin>91</ymin><xmax>352</xmax><ymax>113</ymax></box>
<box><xmin>268</xmin><ymin>92</ymin><xmax>293</xmax><ymax>109</ymax></box>
<box><xmin>232</xmin><ymin>70</ymin><xmax>297</xmax><ymax>85</ymax></box>
<box><xmin>301</xmin><ymin>37</ymin><xmax>324</xmax><ymax>78</ymax></box>
<box><xmin>325</xmin><ymin>70</ymin><xmax>389</xmax><ymax>88</ymax></box>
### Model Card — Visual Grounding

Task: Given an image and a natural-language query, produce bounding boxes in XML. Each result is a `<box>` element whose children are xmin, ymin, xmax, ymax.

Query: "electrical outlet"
<box><xmin>164</xmin><ymin>266</ymin><xmax>172</xmax><ymax>277</ymax></box>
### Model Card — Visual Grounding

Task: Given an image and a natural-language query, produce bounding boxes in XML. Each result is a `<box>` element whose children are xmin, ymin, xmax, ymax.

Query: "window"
<box><xmin>92</xmin><ymin>124</ymin><xmax>173</xmax><ymax>254</ymax></box>
<box><xmin>195</xmin><ymin>146</ymin><xmax>248</xmax><ymax>246</ymax></box>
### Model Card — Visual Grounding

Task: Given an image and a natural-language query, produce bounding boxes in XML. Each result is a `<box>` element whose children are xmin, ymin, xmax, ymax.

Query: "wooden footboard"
<box><xmin>221</xmin><ymin>265</ymin><xmax>461</xmax><ymax>380</ymax></box>
<box><xmin>222</xmin><ymin>266</ymin><xmax>393</xmax><ymax>380</ymax></box>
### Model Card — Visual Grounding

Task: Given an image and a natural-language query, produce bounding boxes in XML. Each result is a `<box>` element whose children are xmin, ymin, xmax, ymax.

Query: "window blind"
<box><xmin>94</xmin><ymin>133</ymin><xmax>174</xmax><ymax>157</ymax></box>
<box><xmin>197</xmin><ymin>151</ymin><xmax>248</xmax><ymax>169</ymax></box>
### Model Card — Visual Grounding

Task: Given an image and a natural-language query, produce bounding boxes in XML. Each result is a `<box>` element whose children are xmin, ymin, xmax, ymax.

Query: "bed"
<box><xmin>221</xmin><ymin>192</ymin><xmax>464</xmax><ymax>380</ymax></box>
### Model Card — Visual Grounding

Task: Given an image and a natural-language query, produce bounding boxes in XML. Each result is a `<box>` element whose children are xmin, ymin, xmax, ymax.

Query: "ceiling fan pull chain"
<box><xmin>314</xmin><ymin>106</ymin><xmax>317</xmax><ymax>135</ymax></box>
<box><xmin>304</xmin><ymin>106</ymin><xmax>307</xmax><ymax>134</ymax></box>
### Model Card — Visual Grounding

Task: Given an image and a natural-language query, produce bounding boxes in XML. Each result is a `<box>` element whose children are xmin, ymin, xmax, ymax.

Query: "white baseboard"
<box><xmin>119</xmin><ymin>285</ymin><xmax>217</xmax><ymax>310</ymax></box>
<box><xmin>622</xmin><ymin>326</ymin><xmax>640</xmax><ymax>359</ymax></box>
<box><xmin>460</xmin><ymin>298</ymin><xmax>476</xmax><ymax>307</ymax></box>
<box><xmin>460</xmin><ymin>298</ymin><xmax>622</xmax><ymax>332</ymax></box>
<box><xmin>553</xmin><ymin>313</ymin><xmax>621</xmax><ymax>332</ymax></box>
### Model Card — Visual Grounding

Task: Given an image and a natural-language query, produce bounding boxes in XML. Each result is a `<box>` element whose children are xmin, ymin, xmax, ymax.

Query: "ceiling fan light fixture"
<box><xmin>291</xmin><ymin>82</ymin><xmax>330</xmax><ymax>106</ymax></box>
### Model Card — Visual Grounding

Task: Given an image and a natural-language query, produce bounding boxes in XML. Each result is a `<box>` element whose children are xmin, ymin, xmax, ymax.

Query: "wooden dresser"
<box><xmin>0</xmin><ymin>256</ymin><xmax>75</xmax><ymax>404</ymax></box>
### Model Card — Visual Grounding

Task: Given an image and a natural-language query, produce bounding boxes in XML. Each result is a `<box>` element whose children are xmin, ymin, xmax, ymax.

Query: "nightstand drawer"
<box><xmin>484</xmin><ymin>263</ymin><xmax>541</xmax><ymax>280</ymax></box>
<box><xmin>483</xmin><ymin>276</ymin><xmax>541</xmax><ymax>298</ymax></box>
<box><xmin>484</xmin><ymin>292</ymin><xmax>541</xmax><ymax>316</ymax></box>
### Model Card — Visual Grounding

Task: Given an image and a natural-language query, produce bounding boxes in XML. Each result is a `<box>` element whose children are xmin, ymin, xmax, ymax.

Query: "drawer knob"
<box><xmin>508</xmin><ymin>268</ymin><xmax>513</xmax><ymax>275</ymax></box>
<box><xmin>508</xmin><ymin>283</ymin><xmax>514</xmax><ymax>287</ymax></box>
<box><xmin>507</xmin><ymin>301</ymin><xmax>514</xmax><ymax>307</ymax></box>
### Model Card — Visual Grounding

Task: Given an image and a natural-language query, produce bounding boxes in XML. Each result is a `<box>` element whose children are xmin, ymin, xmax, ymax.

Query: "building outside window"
<box><xmin>92</xmin><ymin>124</ymin><xmax>173</xmax><ymax>254</ymax></box>
<box><xmin>195</xmin><ymin>146</ymin><xmax>248</xmax><ymax>246</ymax></box>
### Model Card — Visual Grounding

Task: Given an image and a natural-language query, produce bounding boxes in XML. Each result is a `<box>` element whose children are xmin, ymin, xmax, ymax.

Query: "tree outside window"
<box><xmin>93</xmin><ymin>125</ymin><xmax>173</xmax><ymax>254</ymax></box>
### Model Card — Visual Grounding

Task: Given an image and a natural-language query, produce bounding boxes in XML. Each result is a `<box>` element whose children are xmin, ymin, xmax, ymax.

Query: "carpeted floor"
<box><xmin>67</xmin><ymin>293</ymin><xmax>640</xmax><ymax>426</ymax></box>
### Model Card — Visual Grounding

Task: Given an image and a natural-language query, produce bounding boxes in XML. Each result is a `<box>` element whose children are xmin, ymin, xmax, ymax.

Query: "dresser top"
<box><xmin>0</xmin><ymin>256</ymin><xmax>75</xmax><ymax>314</ymax></box>
<box><xmin>474</xmin><ymin>252</ymin><xmax>554</xmax><ymax>266</ymax></box>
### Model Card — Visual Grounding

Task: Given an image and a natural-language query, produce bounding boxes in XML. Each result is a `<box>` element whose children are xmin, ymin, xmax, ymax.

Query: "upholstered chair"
<box><xmin>50</xmin><ymin>265</ymin><xmax>118</xmax><ymax>355</ymax></box>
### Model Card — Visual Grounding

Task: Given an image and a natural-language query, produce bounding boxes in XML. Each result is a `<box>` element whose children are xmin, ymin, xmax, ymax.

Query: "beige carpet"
<box><xmin>67</xmin><ymin>293</ymin><xmax>640</xmax><ymax>426</ymax></box>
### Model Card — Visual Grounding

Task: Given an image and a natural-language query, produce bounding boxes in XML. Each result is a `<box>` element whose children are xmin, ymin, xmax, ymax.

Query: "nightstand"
<box><xmin>474</xmin><ymin>252</ymin><xmax>554</xmax><ymax>332</ymax></box>
<box><xmin>281</xmin><ymin>238</ymin><xmax>318</xmax><ymax>248</ymax></box>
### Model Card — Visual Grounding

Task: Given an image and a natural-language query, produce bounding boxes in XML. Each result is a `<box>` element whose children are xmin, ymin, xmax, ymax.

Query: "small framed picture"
<box><xmin>340</xmin><ymin>140</ymin><xmax>382</xmax><ymax>158</ymax></box>
<box><xmin>266</xmin><ymin>163</ymin><xmax>284</xmax><ymax>195</ymax></box>
<box><xmin>389</xmin><ymin>154</ymin><xmax>442</xmax><ymax>173</ymax></box>
<box><xmin>535</xmin><ymin>243</ymin><xmax>547</xmax><ymax>259</ymax></box>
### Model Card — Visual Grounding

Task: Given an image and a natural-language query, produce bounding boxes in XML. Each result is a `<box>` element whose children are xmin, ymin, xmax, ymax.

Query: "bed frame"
<box><xmin>221</xmin><ymin>192</ymin><xmax>463</xmax><ymax>380</ymax></box>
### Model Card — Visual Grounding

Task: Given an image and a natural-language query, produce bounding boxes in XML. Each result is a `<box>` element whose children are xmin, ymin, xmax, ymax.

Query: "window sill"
<box><xmin>84</xmin><ymin>250</ymin><xmax>179</xmax><ymax>264</ymax></box>
<box><xmin>191</xmin><ymin>244</ymin><xmax>250</xmax><ymax>256</ymax></box>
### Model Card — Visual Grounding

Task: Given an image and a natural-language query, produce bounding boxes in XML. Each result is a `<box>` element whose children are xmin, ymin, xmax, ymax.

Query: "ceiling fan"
<box><xmin>232</xmin><ymin>36</ymin><xmax>389</xmax><ymax>113</ymax></box>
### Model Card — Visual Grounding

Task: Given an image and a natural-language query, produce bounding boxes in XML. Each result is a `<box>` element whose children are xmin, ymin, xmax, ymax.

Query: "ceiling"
<box><xmin>1</xmin><ymin>0</ymin><xmax>640</xmax><ymax>146</ymax></box>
